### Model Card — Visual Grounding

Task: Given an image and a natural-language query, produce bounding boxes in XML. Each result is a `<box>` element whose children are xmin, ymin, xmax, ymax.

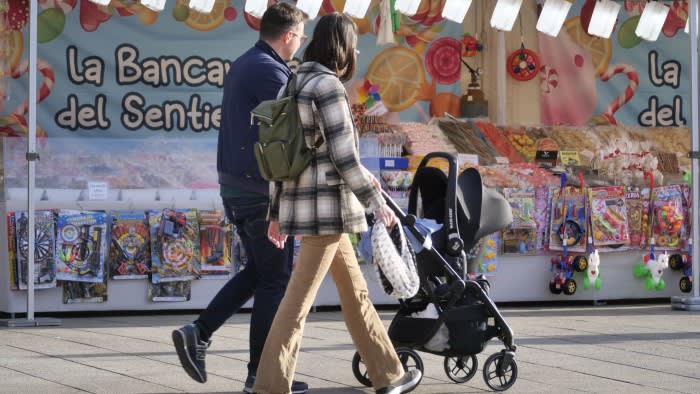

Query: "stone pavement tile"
<box><xmin>0</xmin><ymin>357</ymin><xmax>79</xmax><ymax>394</ymax></box>
<box><xmin>513</xmin><ymin>324</ymin><xmax>700</xmax><ymax>378</ymax></box>
<box><xmin>0</xmin><ymin>340</ymin><xmax>176</xmax><ymax>393</ymax></box>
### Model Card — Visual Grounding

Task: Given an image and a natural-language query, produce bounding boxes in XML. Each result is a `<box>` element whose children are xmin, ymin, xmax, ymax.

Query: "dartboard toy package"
<box><xmin>148</xmin><ymin>280</ymin><xmax>192</xmax><ymax>302</ymax></box>
<box><xmin>651</xmin><ymin>185</ymin><xmax>686</xmax><ymax>251</ymax></box>
<box><xmin>588</xmin><ymin>186</ymin><xmax>629</xmax><ymax>248</ymax></box>
<box><xmin>62</xmin><ymin>280</ymin><xmax>108</xmax><ymax>304</ymax></box>
<box><xmin>549</xmin><ymin>186</ymin><xmax>587</xmax><ymax>253</ymax></box>
<box><xmin>109</xmin><ymin>211</ymin><xmax>150</xmax><ymax>280</ymax></box>
<box><xmin>15</xmin><ymin>210</ymin><xmax>57</xmax><ymax>290</ymax></box>
<box><xmin>148</xmin><ymin>209</ymin><xmax>200</xmax><ymax>283</ymax></box>
<box><xmin>55</xmin><ymin>210</ymin><xmax>109</xmax><ymax>283</ymax></box>
<box><xmin>198</xmin><ymin>210</ymin><xmax>232</xmax><ymax>279</ymax></box>
<box><xmin>502</xmin><ymin>188</ymin><xmax>537</xmax><ymax>255</ymax></box>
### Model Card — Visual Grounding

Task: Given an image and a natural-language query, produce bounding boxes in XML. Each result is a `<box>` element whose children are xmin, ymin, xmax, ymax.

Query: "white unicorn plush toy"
<box><xmin>583</xmin><ymin>249</ymin><xmax>601</xmax><ymax>291</ymax></box>
<box><xmin>646</xmin><ymin>252</ymin><xmax>669</xmax><ymax>291</ymax></box>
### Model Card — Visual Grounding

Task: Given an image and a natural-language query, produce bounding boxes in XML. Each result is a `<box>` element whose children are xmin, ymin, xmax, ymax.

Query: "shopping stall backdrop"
<box><xmin>539</xmin><ymin>0</ymin><xmax>690</xmax><ymax>126</ymax></box>
<box><xmin>0</xmin><ymin>0</ymin><xmax>465</xmax><ymax>139</ymax></box>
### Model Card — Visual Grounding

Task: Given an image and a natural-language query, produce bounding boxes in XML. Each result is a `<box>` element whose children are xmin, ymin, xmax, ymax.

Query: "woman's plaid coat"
<box><xmin>268</xmin><ymin>62</ymin><xmax>384</xmax><ymax>235</ymax></box>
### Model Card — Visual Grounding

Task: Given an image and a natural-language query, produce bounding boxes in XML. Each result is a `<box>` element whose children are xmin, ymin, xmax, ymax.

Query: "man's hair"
<box><xmin>303</xmin><ymin>13</ymin><xmax>357</xmax><ymax>82</ymax></box>
<box><xmin>260</xmin><ymin>3</ymin><xmax>306</xmax><ymax>42</ymax></box>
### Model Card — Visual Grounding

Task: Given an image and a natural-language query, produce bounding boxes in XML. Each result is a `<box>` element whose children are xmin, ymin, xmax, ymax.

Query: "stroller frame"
<box><xmin>352</xmin><ymin>153</ymin><xmax>517</xmax><ymax>391</ymax></box>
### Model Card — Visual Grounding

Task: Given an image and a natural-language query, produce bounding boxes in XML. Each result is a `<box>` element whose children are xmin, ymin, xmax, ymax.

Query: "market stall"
<box><xmin>0</xmin><ymin>0</ymin><xmax>698</xmax><ymax>315</ymax></box>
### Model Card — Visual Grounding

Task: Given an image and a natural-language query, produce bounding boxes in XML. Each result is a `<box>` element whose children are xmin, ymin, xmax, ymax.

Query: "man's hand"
<box><xmin>267</xmin><ymin>220</ymin><xmax>287</xmax><ymax>249</ymax></box>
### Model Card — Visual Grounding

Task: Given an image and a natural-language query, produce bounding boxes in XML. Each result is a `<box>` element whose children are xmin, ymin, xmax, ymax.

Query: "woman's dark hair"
<box><xmin>303</xmin><ymin>13</ymin><xmax>358</xmax><ymax>82</ymax></box>
<box><xmin>260</xmin><ymin>2</ymin><xmax>306</xmax><ymax>42</ymax></box>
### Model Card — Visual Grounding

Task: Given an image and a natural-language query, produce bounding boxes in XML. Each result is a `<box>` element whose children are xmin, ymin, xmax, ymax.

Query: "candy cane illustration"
<box><xmin>9</xmin><ymin>58</ymin><xmax>55</xmax><ymax>116</ymax></box>
<box><xmin>539</xmin><ymin>65</ymin><xmax>559</xmax><ymax>94</ymax></box>
<box><xmin>598</xmin><ymin>63</ymin><xmax>639</xmax><ymax>125</ymax></box>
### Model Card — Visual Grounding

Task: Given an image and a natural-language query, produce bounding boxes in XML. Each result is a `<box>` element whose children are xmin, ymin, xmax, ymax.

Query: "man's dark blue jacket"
<box><xmin>217</xmin><ymin>41</ymin><xmax>291</xmax><ymax>196</ymax></box>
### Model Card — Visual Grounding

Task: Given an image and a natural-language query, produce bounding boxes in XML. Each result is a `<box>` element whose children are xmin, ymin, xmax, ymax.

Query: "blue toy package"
<box><xmin>55</xmin><ymin>210</ymin><xmax>108</xmax><ymax>283</ymax></box>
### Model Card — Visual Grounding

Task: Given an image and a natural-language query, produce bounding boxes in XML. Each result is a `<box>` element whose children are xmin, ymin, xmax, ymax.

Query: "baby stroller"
<box><xmin>352</xmin><ymin>153</ymin><xmax>518</xmax><ymax>391</ymax></box>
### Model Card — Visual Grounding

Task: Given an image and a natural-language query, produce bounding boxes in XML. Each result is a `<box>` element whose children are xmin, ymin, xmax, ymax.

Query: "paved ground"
<box><xmin>1</xmin><ymin>303</ymin><xmax>699</xmax><ymax>393</ymax></box>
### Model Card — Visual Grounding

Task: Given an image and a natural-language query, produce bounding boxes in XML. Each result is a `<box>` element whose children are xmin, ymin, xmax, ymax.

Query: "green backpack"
<box><xmin>251</xmin><ymin>71</ymin><xmax>332</xmax><ymax>182</ymax></box>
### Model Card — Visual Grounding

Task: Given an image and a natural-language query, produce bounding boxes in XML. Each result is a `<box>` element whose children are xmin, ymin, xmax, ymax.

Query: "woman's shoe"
<box><xmin>376</xmin><ymin>370</ymin><xmax>422</xmax><ymax>394</ymax></box>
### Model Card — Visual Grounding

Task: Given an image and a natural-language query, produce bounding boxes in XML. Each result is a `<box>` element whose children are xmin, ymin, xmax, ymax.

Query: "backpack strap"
<box><xmin>293</xmin><ymin>71</ymin><xmax>336</xmax><ymax>149</ymax></box>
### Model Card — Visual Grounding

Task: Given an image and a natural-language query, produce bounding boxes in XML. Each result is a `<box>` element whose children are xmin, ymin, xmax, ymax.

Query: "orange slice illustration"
<box><xmin>178</xmin><ymin>0</ymin><xmax>229</xmax><ymax>32</ymax></box>
<box><xmin>366</xmin><ymin>47</ymin><xmax>425</xmax><ymax>112</ymax></box>
<box><xmin>564</xmin><ymin>16</ymin><xmax>612</xmax><ymax>77</ymax></box>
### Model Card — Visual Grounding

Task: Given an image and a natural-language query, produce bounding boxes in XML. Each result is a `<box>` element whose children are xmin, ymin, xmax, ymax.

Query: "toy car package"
<box><xmin>7</xmin><ymin>212</ymin><xmax>18</xmax><ymax>290</ymax></box>
<box><xmin>588</xmin><ymin>186</ymin><xmax>630</xmax><ymax>248</ymax></box>
<box><xmin>549</xmin><ymin>186</ymin><xmax>587</xmax><ymax>253</ymax></box>
<box><xmin>148</xmin><ymin>280</ymin><xmax>192</xmax><ymax>302</ymax></box>
<box><xmin>651</xmin><ymin>185</ymin><xmax>686</xmax><ymax>251</ymax></box>
<box><xmin>198</xmin><ymin>210</ymin><xmax>232</xmax><ymax>279</ymax></box>
<box><xmin>502</xmin><ymin>188</ymin><xmax>537</xmax><ymax>255</ymax></box>
<box><xmin>62</xmin><ymin>280</ymin><xmax>108</xmax><ymax>304</ymax></box>
<box><xmin>15</xmin><ymin>210</ymin><xmax>57</xmax><ymax>289</ymax></box>
<box><xmin>109</xmin><ymin>211</ymin><xmax>150</xmax><ymax>280</ymax></box>
<box><xmin>148</xmin><ymin>209</ymin><xmax>200</xmax><ymax>283</ymax></box>
<box><xmin>625</xmin><ymin>188</ymin><xmax>644</xmax><ymax>248</ymax></box>
<box><xmin>55</xmin><ymin>210</ymin><xmax>109</xmax><ymax>283</ymax></box>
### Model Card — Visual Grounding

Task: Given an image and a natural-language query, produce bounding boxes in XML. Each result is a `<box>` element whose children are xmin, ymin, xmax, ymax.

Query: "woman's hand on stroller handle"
<box><xmin>374</xmin><ymin>204</ymin><xmax>398</xmax><ymax>228</ymax></box>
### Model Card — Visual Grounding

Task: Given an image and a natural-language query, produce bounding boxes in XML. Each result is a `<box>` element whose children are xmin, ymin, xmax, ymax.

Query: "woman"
<box><xmin>253</xmin><ymin>12</ymin><xmax>421</xmax><ymax>394</ymax></box>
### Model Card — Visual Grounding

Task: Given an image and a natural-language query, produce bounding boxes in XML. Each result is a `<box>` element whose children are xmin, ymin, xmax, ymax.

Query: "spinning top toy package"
<box><xmin>109</xmin><ymin>211</ymin><xmax>151</xmax><ymax>280</ymax></box>
<box><xmin>148</xmin><ymin>209</ymin><xmax>200</xmax><ymax>283</ymax></box>
<box><xmin>55</xmin><ymin>210</ymin><xmax>109</xmax><ymax>283</ymax></box>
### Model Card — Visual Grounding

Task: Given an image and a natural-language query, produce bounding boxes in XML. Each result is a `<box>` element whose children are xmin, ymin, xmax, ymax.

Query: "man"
<box><xmin>172</xmin><ymin>3</ymin><xmax>308</xmax><ymax>393</ymax></box>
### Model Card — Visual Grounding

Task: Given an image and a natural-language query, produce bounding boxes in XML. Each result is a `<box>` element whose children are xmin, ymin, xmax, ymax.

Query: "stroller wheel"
<box><xmin>351</xmin><ymin>351</ymin><xmax>373</xmax><ymax>387</ymax></box>
<box><xmin>482</xmin><ymin>352</ymin><xmax>518</xmax><ymax>391</ymax></box>
<box><xmin>396</xmin><ymin>348</ymin><xmax>424</xmax><ymax>379</ymax></box>
<box><xmin>444</xmin><ymin>354</ymin><xmax>478</xmax><ymax>383</ymax></box>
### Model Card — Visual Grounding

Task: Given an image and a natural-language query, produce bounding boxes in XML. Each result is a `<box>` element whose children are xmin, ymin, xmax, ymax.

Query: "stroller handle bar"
<box><xmin>408</xmin><ymin>152</ymin><xmax>462</xmax><ymax>256</ymax></box>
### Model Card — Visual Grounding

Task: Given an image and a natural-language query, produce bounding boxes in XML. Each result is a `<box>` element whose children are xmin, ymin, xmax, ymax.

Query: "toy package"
<box><xmin>6</xmin><ymin>212</ymin><xmax>18</xmax><ymax>290</ymax></box>
<box><xmin>478</xmin><ymin>232</ymin><xmax>500</xmax><ymax>276</ymax></box>
<box><xmin>625</xmin><ymin>188</ymin><xmax>643</xmax><ymax>248</ymax></box>
<box><xmin>15</xmin><ymin>210</ymin><xmax>57</xmax><ymax>289</ymax></box>
<box><xmin>62</xmin><ymin>280</ymin><xmax>108</xmax><ymax>304</ymax></box>
<box><xmin>55</xmin><ymin>210</ymin><xmax>109</xmax><ymax>283</ymax></box>
<box><xmin>651</xmin><ymin>185</ymin><xmax>686</xmax><ymax>251</ymax></box>
<box><xmin>640</xmin><ymin>188</ymin><xmax>653</xmax><ymax>248</ymax></box>
<box><xmin>148</xmin><ymin>280</ymin><xmax>192</xmax><ymax>302</ymax></box>
<box><xmin>109</xmin><ymin>211</ymin><xmax>150</xmax><ymax>280</ymax></box>
<box><xmin>588</xmin><ymin>186</ymin><xmax>629</xmax><ymax>248</ymax></box>
<box><xmin>502</xmin><ymin>188</ymin><xmax>537</xmax><ymax>254</ymax></box>
<box><xmin>148</xmin><ymin>209</ymin><xmax>200</xmax><ymax>283</ymax></box>
<box><xmin>535</xmin><ymin>187</ymin><xmax>552</xmax><ymax>252</ymax></box>
<box><xmin>549</xmin><ymin>186</ymin><xmax>587</xmax><ymax>253</ymax></box>
<box><xmin>199</xmin><ymin>210</ymin><xmax>232</xmax><ymax>279</ymax></box>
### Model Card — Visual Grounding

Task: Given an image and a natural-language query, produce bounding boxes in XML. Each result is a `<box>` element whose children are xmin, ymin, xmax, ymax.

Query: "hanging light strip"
<box><xmin>344</xmin><ymin>0</ymin><xmax>372</xmax><ymax>19</ymax></box>
<box><xmin>536</xmin><ymin>0</ymin><xmax>572</xmax><ymax>37</ymax></box>
<box><xmin>189</xmin><ymin>0</ymin><xmax>215</xmax><ymax>14</ymax></box>
<box><xmin>296</xmin><ymin>0</ymin><xmax>323</xmax><ymax>19</ymax></box>
<box><xmin>140</xmin><ymin>0</ymin><xmax>166</xmax><ymax>12</ymax></box>
<box><xmin>245</xmin><ymin>0</ymin><xmax>268</xmax><ymax>19</ymax></box>
<box><xmin>587</xmin><ymin>0</ymin><xmax>620</xmax><ymax>38</ymax></box>
<box><xmin>490</xmin><ymin>0</ymin><xmax>524</xmax><ymax>31</ymax></box>
<box><xmin>87</xmin><ymin>0</ymin><xmax>111</xmax><ymax>6</ymax></box>
<box><xmin>636</xmin><ymin>0</ymin><xmax>670</xmax><ymax>41</ymax></box>
<box><xmin>442</xmin><ymin>0</ymin><xmax>473</xmax><ymax>24</ymax></box>
<box><xmin>394</xmin><ymin>0</ymin><xmax>422</xmax><ymax>17</ymax></box>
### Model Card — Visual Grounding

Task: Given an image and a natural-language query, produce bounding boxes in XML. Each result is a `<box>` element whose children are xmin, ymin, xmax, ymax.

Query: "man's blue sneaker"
<box><xmin>243</xmin><ymin>375</ymin><xmax>309</xmax><ymax>393</ymax></box>
<box><xmin>172</xmin><ymin>324</ymin><xmax>211</xmax><ymax>383</ymax></box>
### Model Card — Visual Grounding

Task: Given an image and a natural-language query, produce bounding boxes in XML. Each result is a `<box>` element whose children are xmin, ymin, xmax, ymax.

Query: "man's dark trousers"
<box><xmin>195</xmin><ymin>196</ymin><xmax>294</xmax><ymax>377</ymax></box>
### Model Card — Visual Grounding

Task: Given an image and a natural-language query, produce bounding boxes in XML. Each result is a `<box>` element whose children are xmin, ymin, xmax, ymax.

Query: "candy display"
<box><xmin>109</xmin><ymin>211</ymin><xmax>150</xmax><ymax>280</ymax></box>
<box><xmin>148</xmin><ymin>208</ymin><xmax>200</xmax><ymax>283</ymax></box>
<box><xmin>55</xmin><ymin>210</ymin><xmax>108</xmax><ymax>283</ymax></box>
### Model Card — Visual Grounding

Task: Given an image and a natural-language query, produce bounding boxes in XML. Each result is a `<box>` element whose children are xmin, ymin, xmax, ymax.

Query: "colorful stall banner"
<box><xmin>0</xmin><ymin>0</ymin><xmax>464</xmax><ymax>139</ymax></box>
<box><xmin>538</xmin><ymin>0</ymin><xmax>690</xmax><ymax>127</ymax></box>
